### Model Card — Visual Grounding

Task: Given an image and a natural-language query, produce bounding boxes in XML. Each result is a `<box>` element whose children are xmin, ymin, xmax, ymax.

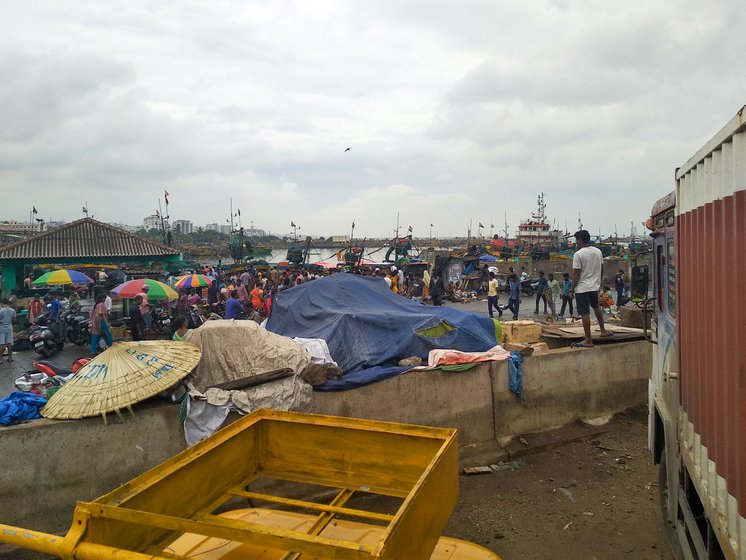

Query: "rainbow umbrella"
<box><xmin>174</xmin><ymin>274</ymin><xmax>213</xmax><ymax>289</ymax></box>
<box><xmin>111</xmin><ymin>278</ymin><xmax>177</xmax><ymax>300</ymax></box>
<box><xmin>33</xmin><ymin>269</ymin><xmax>93</xmax><ymax>286</ymax></box>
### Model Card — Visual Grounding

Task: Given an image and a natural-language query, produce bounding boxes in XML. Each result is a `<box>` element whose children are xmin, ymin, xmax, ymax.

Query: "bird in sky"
<box><xmin>344</xmin><ymin>147</ymin><xmax>351</xmax><ymax>152</ymax></box>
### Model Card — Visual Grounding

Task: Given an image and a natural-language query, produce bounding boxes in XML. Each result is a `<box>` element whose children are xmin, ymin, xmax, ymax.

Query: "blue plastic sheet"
<box><xmin>508</xmin><ymin>351</ymin><xmax>524</xmax><ymax>403</ymax></box>
<box><xmin>0</xmin><ymin>392</ymin><xmax>48</xmax><ymax>426</ymax></box>
<box><xmin>267</xmin><ymin>274</ymin><xmax>498</xmax><ymax>390</ymax></box>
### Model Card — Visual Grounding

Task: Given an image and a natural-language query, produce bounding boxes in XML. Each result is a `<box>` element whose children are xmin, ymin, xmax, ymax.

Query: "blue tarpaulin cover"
<box><xmin>266</xmin><ymin>274</ymin><xmax>498</xmax><ymax>390</ymax></box>
<box><xmin>0</xmin><ymin>392</ymin><xmax>48</xmax><ymax>426</ymax></box>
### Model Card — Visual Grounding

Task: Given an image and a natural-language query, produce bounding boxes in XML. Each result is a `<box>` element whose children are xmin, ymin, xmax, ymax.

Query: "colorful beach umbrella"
<box><xmin>41</xmin><ymin>341</ymin><xmax>201</xmax><ymax>420</ymax></box>
<box><xmin>111</xmin><ymin>278</ymin><xmax>177</xmax><ymax>300</ymax></box>
<box><xmin>32</xmin><ymin>269</ymin><xmax>93</xmax><ymax>286</ymax></box>
<box><xmin>174</xmin><ymin>274</ymin><xmax>213</xmax><ymax>289</ymax></box>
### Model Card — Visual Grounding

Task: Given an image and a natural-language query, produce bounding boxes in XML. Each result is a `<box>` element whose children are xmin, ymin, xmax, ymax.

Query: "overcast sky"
<box><xmin>1</xmin><ymin>0</ymin><xmax>745</xmax><ymax>239</ymax></box>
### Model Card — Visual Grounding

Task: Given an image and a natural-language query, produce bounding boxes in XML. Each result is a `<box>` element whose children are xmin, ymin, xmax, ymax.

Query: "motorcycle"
<box><xmin>29</xmin><ymin>311</ymin><xmax>68</xmax><ymax>358</ymax></box>
<box><xmin>15</xmin><ymin>357</ymin><xmax>91</xmax><ymax>396</ymax></box>
<box><xmin>151</xmin><ymin>306</ymin><xmax>172</xmax><ymax>336</ymax></box>
<box><xmin>64</xmin><ymin>309</ymin><xmax>91</xmax><ymax>347</ymax></box>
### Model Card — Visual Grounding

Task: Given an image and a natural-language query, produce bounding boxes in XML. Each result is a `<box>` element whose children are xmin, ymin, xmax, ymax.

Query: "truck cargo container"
<box><xmin>646</xmin><ymin>105</ymin><xmax>746</xmax><ymax>559</ymax></box>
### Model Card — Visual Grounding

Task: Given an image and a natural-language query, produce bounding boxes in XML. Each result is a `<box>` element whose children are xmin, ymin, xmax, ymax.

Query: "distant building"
<box><xmin>109</xmin><ymin>223</ymin><xmax>139</xmax><ymax>233</ymax></box>
<box><xmin>245</xmin><ymin>227</ymin><xmax>266</xmax><ymax>237</ymax></box>
<box><xmin>204</xmin><ymin>223</ymin><xmax>231</xmax><ymax>234</ymax></box>
<box><xmin>143</xmin><ymin>215</ymin><xmax>168</xmax><ymax>231</ymax></box>
<box><xmin>0</xmin><ymin>221</ymin><xmax>42</xmax><ymax>234</ymax></box>
<box><xmin>45</xmin><ymin>221</ymin><xmax>67</xmax><ymax>230</ymax></box>
<box><xmin>173</xmin><ymin>220</ymin><xmax>193</xmax><ymax>234</ymax></box>
<box><xmin>330</xmin><ymin>235</ymin><xmax>349</xmax><ymax>243</ymax></box>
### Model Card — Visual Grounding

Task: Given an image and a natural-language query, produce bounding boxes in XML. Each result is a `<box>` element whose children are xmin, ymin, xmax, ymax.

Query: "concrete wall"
<box><xmin>313</xmin><ymin>341</ymin><xmax>650</xmax><ymax>443</ymax></box>
<box><xmin>0</xmin><ymin>401</ymin><xmax>184</xmax><ymax>558</ymax></box>
<box><xmin>0</xmin><ymin>341</ymin><xmax>650</xmax><ymax>558</ymax></box>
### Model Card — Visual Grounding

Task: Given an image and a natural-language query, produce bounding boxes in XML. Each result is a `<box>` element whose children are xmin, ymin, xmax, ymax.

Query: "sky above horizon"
<box><xmin>1</xmin><ymin>1</ymin><xmax>745</xmax><ymax>239</ymax></box>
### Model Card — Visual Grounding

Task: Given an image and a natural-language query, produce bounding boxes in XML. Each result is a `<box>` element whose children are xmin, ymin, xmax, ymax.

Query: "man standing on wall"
<box><xmin>569</xmin><ymin>230</ymin><xmax>613</xmax><ymax>348</ymax></box>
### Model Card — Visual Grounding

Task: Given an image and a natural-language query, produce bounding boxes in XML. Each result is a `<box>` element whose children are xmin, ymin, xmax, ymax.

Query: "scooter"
<box><xmin>15</xmin><ymin>357</ymin><xmax>91</xmax><ymax>395</ymax></box>
<box><xmin>28</xmin><ymin>311</ymin><xmax>68</xmax><ymax>358</ymax></box>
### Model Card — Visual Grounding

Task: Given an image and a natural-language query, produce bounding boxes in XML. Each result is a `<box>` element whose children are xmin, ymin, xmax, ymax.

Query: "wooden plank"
<box><xmin>209</xmin><ymin>368</ymin><xmax>294</xmax><ymax>391</ymax></box>
<box><xmin>90</xmin><ymin>504</ymin><xmax>376</xmax><ymax>560</ymax></box>
<box><xmin>228</xmin><ymin>489</ymin><xmax>394</xmax><ymax>522</ymax></box>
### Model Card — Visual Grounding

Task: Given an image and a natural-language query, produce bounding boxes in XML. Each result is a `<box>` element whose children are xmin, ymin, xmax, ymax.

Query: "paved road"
<box><xmin>0</xmin><ymin>343</ymin><xmax>91</xmax><ymax>399</ymax></box>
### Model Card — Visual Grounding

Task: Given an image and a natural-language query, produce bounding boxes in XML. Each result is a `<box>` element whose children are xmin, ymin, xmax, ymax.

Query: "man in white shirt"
<box><xmin>569</xmin><ymin>230</ymin><xmax>612</xmax><ymax>347</ymax></box>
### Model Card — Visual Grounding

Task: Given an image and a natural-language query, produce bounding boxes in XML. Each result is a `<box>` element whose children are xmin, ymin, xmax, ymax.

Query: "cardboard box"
<box><xmin>501</xmin><ymin>320</ymin><xmax>542</xmax><ymax>344</ymax></box>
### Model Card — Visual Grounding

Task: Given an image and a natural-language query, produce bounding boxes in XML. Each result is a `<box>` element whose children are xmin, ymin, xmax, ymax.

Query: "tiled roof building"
<box><xmin>0</xmin><ymin>218</ymin><xmax>181</xmax><ymax>296</ymax></box>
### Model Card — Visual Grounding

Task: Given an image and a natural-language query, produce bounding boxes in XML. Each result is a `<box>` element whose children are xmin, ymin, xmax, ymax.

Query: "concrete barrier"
<box><xmin>0</xmin><ymin>341</ymin><xmax>650</xmax><ymax>558</ymax></box>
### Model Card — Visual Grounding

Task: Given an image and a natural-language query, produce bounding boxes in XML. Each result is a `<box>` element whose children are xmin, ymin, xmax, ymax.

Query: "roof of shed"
<box><xmin>0</xmin><ymin>218</ymin><xmax>180</xmax><ymax>261</ymax></box>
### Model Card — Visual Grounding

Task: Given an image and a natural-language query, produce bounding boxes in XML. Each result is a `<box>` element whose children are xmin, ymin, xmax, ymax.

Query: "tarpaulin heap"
<box><xmin>266</xmin><ymin>274</ymin><xmax>501</xmax><ymax>390</ymax></box>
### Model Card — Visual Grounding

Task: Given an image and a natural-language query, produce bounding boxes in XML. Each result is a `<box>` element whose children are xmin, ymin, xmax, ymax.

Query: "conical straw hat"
<box><xmin>42</xmin><ymin>341</ymin><xmax>201</xmax><ymax>420</ymax></box>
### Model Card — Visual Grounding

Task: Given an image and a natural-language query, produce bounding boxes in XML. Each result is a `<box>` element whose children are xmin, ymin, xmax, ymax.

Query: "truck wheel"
<box><xmin>659</xmin><ymin>451</ymin><xmax>683</xmax><ymax>560</ymax></box>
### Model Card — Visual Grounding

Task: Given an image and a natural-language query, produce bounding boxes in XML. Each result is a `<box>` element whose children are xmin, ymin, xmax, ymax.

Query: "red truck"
<box><xmin>645</xmin><ymin>105</ymin><xmax>746</xmax><ymax>559</ymax></box>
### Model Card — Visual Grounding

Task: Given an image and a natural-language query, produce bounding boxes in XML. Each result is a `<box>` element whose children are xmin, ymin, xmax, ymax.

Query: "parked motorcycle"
<box><xmin>29</xmin><ymin>311</ymin><xmax>68</xmax><ymax>358</ymax></box>
<box><xmin>151</xmin><ymin>306</ymin><xmax>172</xmax><ymax>336</ymax></box>
<box><xmin>64</xmin><ymin>309</ymin><xmax>91</xmax><ymax>347</ymax></box>
<box><xmin>15</xmin><ymin>357</ymin><xmax>91</xmax><ymax>395</ymax></box>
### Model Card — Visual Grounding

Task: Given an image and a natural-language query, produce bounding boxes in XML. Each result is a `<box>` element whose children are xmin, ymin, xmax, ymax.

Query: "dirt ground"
<box><xmin>345</xmin><ymin>406</ymin><xmax>675</xmax><ymax>560</ymax></box>
<box><xmin>443</xmin><ymin>406</ymin><xmax>675</xmax><ymax>560</ymax></box>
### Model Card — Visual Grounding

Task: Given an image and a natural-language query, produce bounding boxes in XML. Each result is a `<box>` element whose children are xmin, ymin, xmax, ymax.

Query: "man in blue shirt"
<box><xmin>503</xmin><ymin>273</ymin><xmax>521</xmax><ymax>320</ymax></box>
<box><xmin>534</xmin><ymin>271</ymin><xmax>548</xmax><ymax>315</ymax></box>
<box><xmin>49</xmin><ymin>293</ymin><xmax>62</xmax><ymax>321</ymax></box>
<box><xmin>225</xmin><ymin>290</ymin><xmax>244</xmax><ymax>320</ymax></box>
<box><xmin>559</xmin><ymin>272</ymin><xmax>574</xmax><ymax>318</ymax></box>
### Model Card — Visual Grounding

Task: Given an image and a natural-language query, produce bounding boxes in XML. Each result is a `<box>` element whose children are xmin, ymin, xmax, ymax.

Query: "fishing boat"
<box><xmin>515</xmin><ymin>193</ymin><xmax>564</xmax><ymax>250</ymax></box>
<box><xmin>0</xmin><ymin>410</ymin><xmax>501</xmax><ymax>559</ymax></box>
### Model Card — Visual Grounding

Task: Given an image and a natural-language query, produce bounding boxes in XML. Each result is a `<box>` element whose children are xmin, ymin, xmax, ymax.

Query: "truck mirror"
<box><xmin>631</xmin><ymin>265</ymin><xmax>648</xmax><ymax>302</ymax></box>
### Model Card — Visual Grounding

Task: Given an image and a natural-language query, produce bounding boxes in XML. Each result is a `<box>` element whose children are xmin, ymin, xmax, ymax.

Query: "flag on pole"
<box><xmin>237</xmin><ymin>209</ymin><xmax>241</xmax><ymax>216</ymax></box>
<box><xmin>82</xmin><ymin>206</ymin><xmax>87</xmax><ymax>214</ymax></box>
<box><xmin>156</xmin><ymin>209</ymin><xmax>160</xmax><ymax>217</ymax></box>
<box><xmin>478</xmin><ymin>222</ymin><xmax>485</xmax><ymax>228</ymax></box>
<box><xmin>32</xmin><ymin>206</ymin><xmax>38</xmax><ymax>214</ymax></box>
<box><xmin>407</xmin><ymin>226</ymin><xmax>413</xmax><ymax>233</ymax></box>
<box><xmin>291</xmin><ymin>221</ymin><xmax>296</xmax><ymax>227</ymax></box>
<box><xmin>430</xmin><ymin>223</ymin><xmax>434</xmax><ymax>227</ymax></box>
<box><xmin>351</xmin><ymin>220</ymin><xmax>355</xmax><ymax>229</ymax></box>
<box><xmin>164</xmin><ymin>191</ymin><xmax>170</xmax><ymax>205</ymax></box>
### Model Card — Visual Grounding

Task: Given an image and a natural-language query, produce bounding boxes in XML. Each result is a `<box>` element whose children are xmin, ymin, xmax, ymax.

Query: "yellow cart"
<box><xmin>0</xmin><ymin>409</ymin><xmax>501</xmax><ymax>559</ymax></box>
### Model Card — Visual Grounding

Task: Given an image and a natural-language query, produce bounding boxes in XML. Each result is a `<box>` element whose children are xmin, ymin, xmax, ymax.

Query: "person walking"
<box><xmin>614</xmin><ymin>269</ymin><xmax>626</xmax><ymax>310</ymax></box>
<box><xmin>137</xmin><ymin>284</ymin><xmax>151</xmax><ymax>332</ymax></box>
<box><xmin>504</xmin><ymin>273</ymin><xmax>521</xmax><ymax>320</ymax></box>
<box><xmin>0</xmin><ymin>299</ymin><xmax>17</xmax><ymax>362</ymax></box>
<box><xmin>129</xmin><ymin>295</ymin><xmax>146</xmax><ymax>341</ymax></box>
<box><xmin>487</xmin><ymin>272</ymin><xmax>503</xmax><ymax>318</ymax></box>
<box><xmin>28</xmin><ymin>294</ymin><xmax>44</xmax><ymax>325</ymax></box>
<box><xmin>546</xmin><ymin>272</ymin><xmax>559</xmax><ymax>320</ymax></box>
<box><xmin>534</xmin><ymin>271</ymin><xmax>548</xmax><ymax>315</ymax></box>
<box><xmin>89</xmin><ymin>293</ymin><xmax>113</xmax><ymax>353</ymax></box>
<box><xmin>429</xmin><ymin>273</ymin><xmax>445</xmax><ymax>306</ymax></box>
<box><xmin>559</xmin><ymin>272</ymin><xmax>574</xmax><ymax>318</ymax></box>
<box><xmin>569</xmin><ymin>230</ymin><xmax>613</xmax><ymax>348</ymax></box>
